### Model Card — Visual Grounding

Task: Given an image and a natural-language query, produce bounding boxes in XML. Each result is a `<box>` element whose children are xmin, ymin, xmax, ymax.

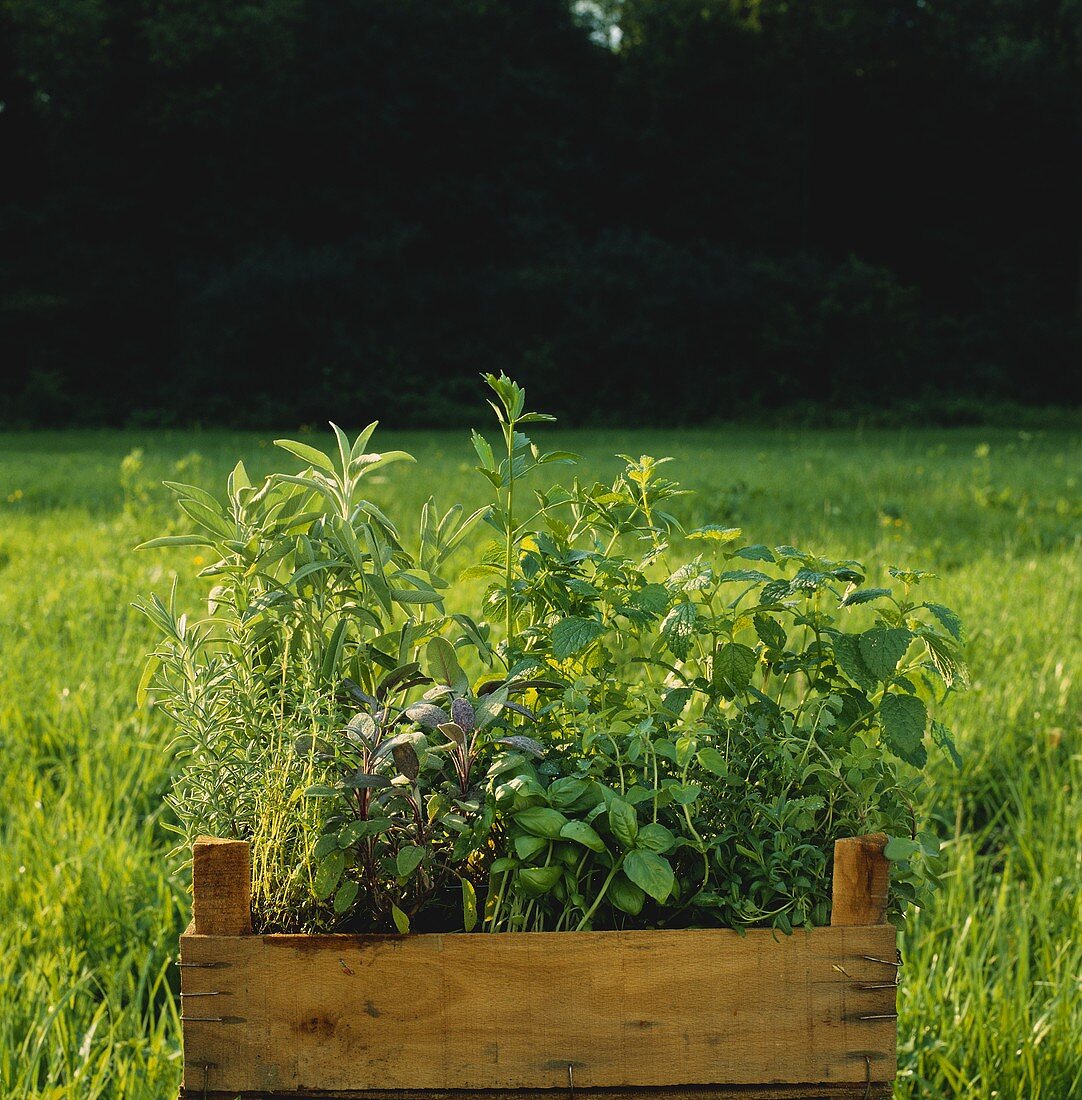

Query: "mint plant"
<box><xmin>138</xmin><ymin>374</ymin><xmax>965</xmax><ymax>934</ymax></box>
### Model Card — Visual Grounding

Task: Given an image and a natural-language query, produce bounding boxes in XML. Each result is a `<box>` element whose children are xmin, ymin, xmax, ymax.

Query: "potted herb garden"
<box><xmin>137</xmin><ymin>375</ymin><xmax>965</xmax><ymax>1099</ymax></box>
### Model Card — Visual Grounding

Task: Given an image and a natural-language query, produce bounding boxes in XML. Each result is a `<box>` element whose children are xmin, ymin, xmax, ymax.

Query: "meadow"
<box><xmin>1</xmin><ymin>425</ymin><xmax>1078</xmax><ymax>1098</ymax></box>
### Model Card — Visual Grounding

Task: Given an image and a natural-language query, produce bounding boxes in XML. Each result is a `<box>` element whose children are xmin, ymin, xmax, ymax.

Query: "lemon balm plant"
<box><xmin>137</xmin><ymin>374</ymin><xmax>965</xmax><ymax>935</ymax></box>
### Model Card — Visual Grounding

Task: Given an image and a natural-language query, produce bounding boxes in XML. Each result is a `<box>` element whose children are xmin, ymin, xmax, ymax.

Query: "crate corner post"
<box><xmin>831</xmin><ymin>832</ymin><xmax>890</xmax><ymax>927</ymax></box>
<box><xmin>180</xmin><ymin>837</ymin><xmax>254</xmax><ymax>1099</ymax></box>
<box><xmin>192</xmin><ymin>835</ymin><xmax>253</xmax><ymax>936</ymax></box>
<box><xmin>831</xmin><ymin>833</ymin><xmax>897</xmax><ymax>1099</ymax></box>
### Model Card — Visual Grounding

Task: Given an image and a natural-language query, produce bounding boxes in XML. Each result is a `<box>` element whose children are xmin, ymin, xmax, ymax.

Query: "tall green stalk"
<box><xmin>504</xmin><ymin>417</ymin><xmax>516</xmax><ymax>660</ymax></box>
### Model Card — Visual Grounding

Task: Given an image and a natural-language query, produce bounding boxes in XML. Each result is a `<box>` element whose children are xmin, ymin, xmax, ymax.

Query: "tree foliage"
<box><xmin>2</xmin><ymin>0</ymin><xmax>1080</xmax><ymax>424</ymax></box>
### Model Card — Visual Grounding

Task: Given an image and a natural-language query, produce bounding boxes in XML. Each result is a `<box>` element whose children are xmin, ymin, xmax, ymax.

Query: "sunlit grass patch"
<box><xmin>0</xmin><ymin>425</ymin><xmax>1077</xmax><ymax>1098</ymax></box>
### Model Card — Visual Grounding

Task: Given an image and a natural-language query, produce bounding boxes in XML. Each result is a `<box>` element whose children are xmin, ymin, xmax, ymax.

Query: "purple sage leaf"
<box><xmin>404</xmin><ymin>702</ymin><xmax>450</xmax><ymax>730</ymax></box>
<box><xmin>438</xmin><ymin>721</ymin><xmax>467</xmax><ymax>746</ymax></box>
<box><xmin>496</xmin><ymin>735</ymin><xmax>546</xmax><ymax>759</ymax></box>
<box><xmin>391</xmin><ymin>741</ymin><xmax>420</xmax><ymax>781</ymax></box>
<box><xmin>450</xmin><ymin>697</ymin><xmax>476</xmax><ymax>733</ymax></box>
<box><xmin>346</xmin><ymin>712</ymin><xmax>378</xmax><ymax>743</ymax></box>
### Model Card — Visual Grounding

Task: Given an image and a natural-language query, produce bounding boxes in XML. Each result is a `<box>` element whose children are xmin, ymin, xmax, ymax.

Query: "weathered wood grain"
<box><xmin>181</xmin><ymin>1088</ymin><xmax>893</xmax><ymax>1099</ymax></box>
<box><xmin>192</xmin><ymin>836</ymin><xmax>252</xmax><ymax>936</ymax></box>
<box><xmin>830</xmin><ymin>836</ymin><xmax>889</xmax><ymax>927</ymax></box>
<box><xmin>180</xmin><ymin>925</ymin><xmax>898</xmax><ymax>1095</ymax></box>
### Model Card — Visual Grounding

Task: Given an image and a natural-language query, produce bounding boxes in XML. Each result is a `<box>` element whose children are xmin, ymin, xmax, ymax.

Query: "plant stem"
<box><xmin>504</xmin><ymin>422</ymin><xmax>516</xmax><ymax>662</ymax></box>
<box><xmin>575</xmin><ymin>859</ymin><xmax>622</xmax><ymax>930</ymax></box>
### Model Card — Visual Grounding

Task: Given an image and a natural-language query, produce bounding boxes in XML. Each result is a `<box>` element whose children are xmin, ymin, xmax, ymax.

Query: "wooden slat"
<box><xmin>181</xmin><ymin>1088</ymin><xmax>893</xmax><ymax>1099</ymax></box>
<box><xmin>180</xmin><ymin>926</ymin><xmax>897</xmax><ymax>1095</ymax></box>
<box><xmin>830</xmin><ymin>835</ymin><xmax>889</xmax><ymax>927</ymax></box>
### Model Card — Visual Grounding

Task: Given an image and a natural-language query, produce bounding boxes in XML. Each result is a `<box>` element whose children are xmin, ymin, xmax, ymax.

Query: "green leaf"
<box><xmin>546</xmin><ymin>777</ymin><xmax>591</xmax><ymax>808</ymax></box>
<box><xmin>883</xmin><ymin>836</ymin><xmax>921</xmax><ymax>861</ymax></box>
<box><xmin>349</xmin><ymin>421</ymin><xmax>379</xmax><ymax>462</ymax></box>
<box><xmin>176</xmin><ymin>497</ymin><xmax>233</xmax><ymax>538</ymax></box>
<box><xmin>135</xmin><ymin>534</ymin><xmax>215</xmax><ymax>550</ymax></box>
<box><xmin>924</xmin><ymin>632</ymin><xmax>970</xmax><ymax>689</ymax></box>
<box><xmin>880</xmin><ymin>692</ymin><xmax>928</xmax><ymax>767</ymax></box>
<box><xmin>672</xmin><ymin>782</ymin><xmax>701</xmax><ymax>805</ymax></box>
<box><xmin>660</xmin><ymin>686</ymin><xmax>693</xmax><ymax>717</ymax></box>
<box><xmin>629</xmin><ymin>583</ymin><xmax>670</xmax><ymax>615</ymax></box>
<box><xmin>329</xmin><ymin>422</ymin><xmax>352</xmax><ymax>475</ymax></box>
<box><xmin>395</xmin><ymin>845</ymin><xmax>425</xmax><ymax>878</ymax></box>
<box><xmin>333</xmin><ymin>878</ymin><xmax>359</xmax><ymax>914</ymax></box>
<box><xmin>660</xmin><ymin>601</ymin><xmax>698</xmax><ymax>660</ymax></box>
<box><xmin>514</xmin><ymin>834</ymin><xmax>548</xmax><ymax>861</ymax></box>
<box><xmin>841</xmin><ymin>587</ymin><xmax>893</xmax><ymax>607</ymax></box>
<box><xmin>390</xmin><ymin>587</ymin><xmax>443</xmax><ymax>605</ymax></box>
<box><xmin>305</xmin><ymin>784</ymin><xmax>339</xmax><ymax>798</ymax></box>
<box><xmin>858</xmin><ymin>626</ymin><xmax>912</xmax><ymax>681</ymax></box>
<box><xmin>342</xmin><ymin>771</ymin><xmax>392</xmax><ymax>790</ymax></box>
<box><xmin>426</xmin><ymin>636</ymin><xmax>469</xmax><ymax>693</ymax></box>
<box><xmin>514</xmin><ymin>807</ymin><xmax>568</xmax><ymax>839</ymax></box>
<box><xmin>718</xmin><ymin>568</ymin><xmax>771</xmax><ymax>584</ymax></box>
<box><xmin>273</xmin><ymin>438</ymin><xmax>337</xmax><ymax>474</ymax></box>
<box><xmin>162</xmin><ymin>480</ymin><xmax>223</xmax><ymax>513</ymax></box>
<box><xmin>889</xmin><ymin>567</ymin><xmax>935</xmax><ymax>585</ymax></box>
<box><xmin>391</xmin><ymin>904</ymin><xmax>410</xmax><ymax>934</ymax></box>
<box><xmin>608</xmin><ymin>872</ymin><xmax>645</xmax><ymax>916</ymax></box>
<box><xmin>712</xmin><ymin>642</ymin><xmax>757</xmax><ymax>695</ymax></box>
<box><xmin>753</xmin><ymin>614</ymin><xmax>786</xmax><ymax>650</ymax></box>
<box><xmin>833</xmin><ymin>633</ymin><xmax>878</xmax><ymax>691</ymax></box>
<box><xmin>608</xmin><ymin>799</ymin><xmax>638</xmax><ymax>849</ymax></box>
<box><xmin>518</xmin><ymin>864</ymin><xmax>563</xmax><ymax>896</ymax></box>
<box><xmin>471</xmin><ymin>430</ymin><xmax>495</xmax><ymax>472</ymax></box>
<box><xmin>559</xmin><ymin>819</ymin><xmax>605</xmax><ymax>852</ymax></box>
<box><xmin>358</xmin><ymin>450</ymin><xmax>416</xmax><ymax>476</ymax></box>
<box><xmin>288</xmin><ymin>560</ymin><xmax>344</xmax><ymax>589</ymax></box>
<box><xmin>931</xmin><ymin>719</ymin><xmax>963</xmax><ymax>768</ymax></box>
<box><xmin>135</xmin><ymin>654</ymin><xmax>159</xmax><ymax>707</ymax></box>
<box><xmin>313</xmin><ymin>850</ymin><xmax>346</xmax><ymax>900</ymax></box>
<box><xmin>732</xmin><ymin>544</ymin><xmax>776</xmax><ymax>563</ymax></box>
<box><xmin>338</xmin><ymin>818</ymin><xmax>383</xmax><ymax>846</ymax></box>
<box><xmin>624</xmin><ymin>850</ymin><xmax>675</xmax><ymax>902</ymax></box>
<box><xmin>461</xmin><ymin>877</ymin><xmax>478</xmax><ymax>932</ymax></box>
<box><xmin>320</xmin><ymin>619</ymin><xmax>348</xmax><ymax>683</ymax></box>
<box><xmin>551</xmin><ymin>616</ymin><xmax>605</xmax><ymax>660</ymax></box>
<box><xmin>637</xmin><ymin>823</ymin><xmax>677</xmax><ymax>853</ymax></box>
<box><xmin>925</xmin><ymin>602</ymin><xmax>964</xmax><ymax>642</ymax></box>
<box><xmin>668</xmin><ymin>559</ymin><xmax>712</xmax><ymax>592</ymax></box>
<box><xmin>313</xmin><ymin>834</ymin><xmax>339</xmax><ymax>860</ymax></box>
<box><xmin>696</xmin><ymin>746</ymin><xmax>728</xmax><ymax>776</ymax></box>
<box><xmin>687</xmin><ymin>525</ymin><xmax>742</xmax><ymax>542</ymax></box>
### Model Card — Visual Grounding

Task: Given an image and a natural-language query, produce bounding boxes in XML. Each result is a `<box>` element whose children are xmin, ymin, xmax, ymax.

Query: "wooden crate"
<box><xmin>179</xmin><ymin>835</ymin><xmax>898</xmax><ymax>1100</ymax></box>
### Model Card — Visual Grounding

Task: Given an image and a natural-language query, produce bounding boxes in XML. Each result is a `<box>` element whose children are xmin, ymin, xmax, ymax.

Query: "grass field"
<box><xmin>1</xmin><ymin>425</ymin><xmax>1079</xmax><ymax>1098</ymax></box>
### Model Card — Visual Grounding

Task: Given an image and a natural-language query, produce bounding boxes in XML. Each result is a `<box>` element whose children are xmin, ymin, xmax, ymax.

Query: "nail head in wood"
<box><xmin>831</xmin><ymin>833</ymin><xmax>890</xmax><ymax>926</ymax></box>
<box><xmin>192</xmin><ymin>836</ymin><xmax>252</xmax><ymax>935</ymax></box>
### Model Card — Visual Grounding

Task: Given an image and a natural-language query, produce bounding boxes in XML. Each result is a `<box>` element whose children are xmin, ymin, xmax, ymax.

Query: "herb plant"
<box><xmin>138</xmin><ymin>375</ymin><xmax>965</xmax><ymax>934</ymax></box>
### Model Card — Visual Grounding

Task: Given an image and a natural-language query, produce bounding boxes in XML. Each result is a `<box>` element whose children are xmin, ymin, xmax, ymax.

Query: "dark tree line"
<box><xmin>2</xmin><ymin>0</ymin><xmax>1080</xmax><ymax>427</ymax></box>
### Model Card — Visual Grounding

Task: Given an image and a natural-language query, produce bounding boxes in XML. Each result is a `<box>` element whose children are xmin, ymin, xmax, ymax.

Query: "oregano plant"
<box><xmin>138</xmin><ymin>373</ymin><xmax>965</xmax><ymax>934</ymax></box>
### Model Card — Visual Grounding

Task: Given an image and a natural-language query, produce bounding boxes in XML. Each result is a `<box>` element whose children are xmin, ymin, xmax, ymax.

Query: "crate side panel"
<box><xmin>181</xmin><ymin>1087</ymin><xmax>894</xmax><ymax>1100</ymax></box>
<box><xmin>180</xmin><ymin>933</ymin><xmax>271</xmax><ymax>1090</ymax></box>
<box><xmin>183</xmin><ymin>926</ymin><xmax>897</xmax><ymax>1094</ymax></box>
